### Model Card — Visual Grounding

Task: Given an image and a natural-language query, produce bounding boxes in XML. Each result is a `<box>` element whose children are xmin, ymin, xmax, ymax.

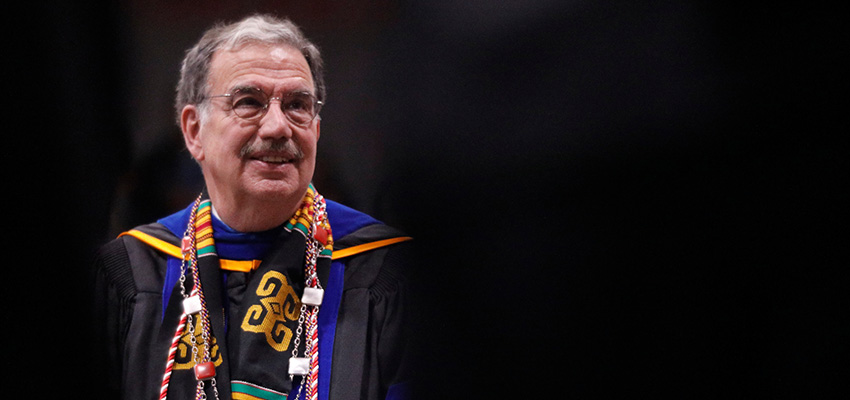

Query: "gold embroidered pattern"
<box><xmin>241</xmin><ymin>270</ymin><xmax>302</xmax><ymax>351</ymax></box>
<box><xmin>174</xmin><ymin>317</ymin><xmax>223</xmax><ymax>369</ymax></box>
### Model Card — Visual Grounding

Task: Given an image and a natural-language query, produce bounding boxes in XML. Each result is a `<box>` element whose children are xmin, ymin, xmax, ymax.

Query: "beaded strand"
<box><xmin>188</xmin><ymin>200</ymin><xmax>219</xmax><ymax>400</ymax></box>
<box><xmin>160</xmin><ymin>189</ymin><xmax>330</xmax><ymax>400</ymax></box>
<box><xmin>159</xmin><ymin>195</ymin><xmax>201</xmax><ymax>400</ymax></box>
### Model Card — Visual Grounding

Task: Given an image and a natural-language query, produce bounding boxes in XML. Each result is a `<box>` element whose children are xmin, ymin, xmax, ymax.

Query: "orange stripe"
<box><xmin>120</xmin><ymin>230</ymin><xmax>260</xmax><ymax>271</ymax></box>
<box><xmin>219</xmin><ymin>259</ymin><xmax>263</xmax><ymax>272</ymax></box>
<box><xmin>331</xmin><ymin>236</ymin><xmax>413</xmax><ymax>260</ymax></box>
<box><xmin>119</xmin><ymin>230</ymin><xmax>186</xmax><ymax>260</ymax></box>
<box><xmin>120</xmin><ymin>230</ymin><xmax>411</xmax><ymax>266</ymax></box>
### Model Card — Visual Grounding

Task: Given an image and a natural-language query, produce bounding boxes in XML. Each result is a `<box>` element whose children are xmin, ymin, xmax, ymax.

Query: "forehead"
<box><xmin>208</xmin><ymin>43</ymin><xmax>314</xmax><ymax>93</ymax></box>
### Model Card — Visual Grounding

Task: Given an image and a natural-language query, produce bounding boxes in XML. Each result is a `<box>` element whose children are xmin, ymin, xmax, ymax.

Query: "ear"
<box><xmin>315</xmin><ymin>118</ymin><xmax>321</xmax><ymax>141</ymax></box>
<box><xmin>181</xmin><ymin>105</ymin><xmax>204</xmax><ymax>161</ymax></box>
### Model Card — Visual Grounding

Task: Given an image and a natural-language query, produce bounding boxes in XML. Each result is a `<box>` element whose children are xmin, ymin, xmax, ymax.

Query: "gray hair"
<box><xmin>175</xmin><ymin>14</ymin><xmax>325</xmax><ymax>124</ymax></box>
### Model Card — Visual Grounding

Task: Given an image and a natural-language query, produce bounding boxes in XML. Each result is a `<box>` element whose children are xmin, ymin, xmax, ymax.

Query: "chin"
<box><xmin>247</xmin><ymin>178</ymin><xmax>308</xmax><ymax>201</ymax></box>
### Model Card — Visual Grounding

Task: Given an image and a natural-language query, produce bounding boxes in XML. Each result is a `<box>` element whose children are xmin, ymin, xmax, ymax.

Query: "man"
<box><xmin>94</xmin><ymin>14</ymin><xmax>413</xmax><ymax>400</ymax></box>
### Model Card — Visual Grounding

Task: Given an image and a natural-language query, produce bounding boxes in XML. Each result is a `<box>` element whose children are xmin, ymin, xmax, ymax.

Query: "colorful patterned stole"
<box><xmin>160</xmin><ymin>185</ymin><xmax>333</xmax><ymax>400</ymax></box>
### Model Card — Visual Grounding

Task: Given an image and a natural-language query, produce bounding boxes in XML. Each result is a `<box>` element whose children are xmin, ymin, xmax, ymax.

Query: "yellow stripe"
<box><xmin>331</xmin><ymin>236</ymin><xmax>413</xmax><ymax>260</ymax></box>
<box><xmin>196</xmin><ymin>237</ymin><xmax>215</xmax><ymax>249</ymax></box>
<box><xmin>197</xmin><ymin>226</ymin><xmax>213</xmax><ymax>238</ymax></box>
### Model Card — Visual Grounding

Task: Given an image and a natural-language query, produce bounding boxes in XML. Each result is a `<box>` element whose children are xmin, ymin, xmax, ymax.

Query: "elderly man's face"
<box><xmin>186</xmin><ymin>43</ymin><xmax>320</xmax><ymax>211</ymax></box>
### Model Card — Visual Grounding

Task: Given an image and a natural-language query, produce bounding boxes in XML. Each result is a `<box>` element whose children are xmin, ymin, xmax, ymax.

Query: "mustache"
<box><xmin>239</xmin><ymin>139</ymin><xmax>304</xmax><ymax>160</ymax></box>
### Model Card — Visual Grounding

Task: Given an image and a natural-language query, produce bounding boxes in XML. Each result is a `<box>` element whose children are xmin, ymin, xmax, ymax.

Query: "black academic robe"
<box><xmin>93</xmin><ymin>199</ymin><xmax>413</xmax><ymax>400</ymax></box>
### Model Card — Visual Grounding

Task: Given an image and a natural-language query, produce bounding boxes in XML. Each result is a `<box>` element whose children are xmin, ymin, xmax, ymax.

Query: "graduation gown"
<box><xmin>93</xmin><ymin>199</ymin><xmax>413</xmax><ymax>400</ymax></box>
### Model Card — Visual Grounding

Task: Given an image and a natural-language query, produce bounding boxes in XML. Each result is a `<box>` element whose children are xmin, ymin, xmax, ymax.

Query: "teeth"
<box><xmin>260</xmin><ymin>156</ymin><xmax>289</xmax><ymax>163</ymax></box>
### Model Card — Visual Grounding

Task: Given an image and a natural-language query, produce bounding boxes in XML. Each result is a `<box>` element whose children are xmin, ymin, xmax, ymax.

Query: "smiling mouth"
<box><xmin>255</xmin><ymin>155</ymin><xmax>294</xmax><ymax>164</ymax></box>
<box><xmin>241</xmin><ymin>139</ymin><xmax>304</xmax><ymax>165</ymax></box>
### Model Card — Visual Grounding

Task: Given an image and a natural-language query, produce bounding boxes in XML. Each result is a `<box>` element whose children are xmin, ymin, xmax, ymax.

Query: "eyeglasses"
<box><xmin>208</xmin><ymin>87</ymin><xmax>323</xmax><ymax>126</ymax></box>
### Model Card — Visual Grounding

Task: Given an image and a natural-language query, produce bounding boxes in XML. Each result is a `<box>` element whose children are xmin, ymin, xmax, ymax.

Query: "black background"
<box><xmin>7</xmin><ymin>1</ymin><xmax>847</xmax><ymax>397</ymax></box>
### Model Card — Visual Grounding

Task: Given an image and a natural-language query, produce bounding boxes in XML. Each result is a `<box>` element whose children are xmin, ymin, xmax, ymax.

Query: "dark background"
<box><xmin>8</xmin><ymin>1</ymin><xmax>846</xmax><ymax>397</ymax></box>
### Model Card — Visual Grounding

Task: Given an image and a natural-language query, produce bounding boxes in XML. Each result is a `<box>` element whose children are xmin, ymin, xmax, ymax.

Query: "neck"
<box><xmin>206</xmin><ymin>188</ymin><xmax>304</xmax><ymax>232</ymax></box>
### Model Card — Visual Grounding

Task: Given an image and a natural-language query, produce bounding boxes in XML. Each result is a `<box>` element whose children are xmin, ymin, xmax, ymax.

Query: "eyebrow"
<box><xmin>229</xmin><ymin>84</ymin><xmax>263</xmax><ymax>93</ymax></box>
<box><xmin>228</xmin><ymin>82</ymin><xmax>315</xmax><ymax>96</ymax></box>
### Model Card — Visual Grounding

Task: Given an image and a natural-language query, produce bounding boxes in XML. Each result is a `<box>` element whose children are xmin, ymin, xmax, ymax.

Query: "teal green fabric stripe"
<box><xmin>231</xmin><ymin>381</ymin><xmax>287</xmax><ymax>400</ymax></box>
<box><xmin>198</xmin><ymin>245</ymin><xmax>217</xmax><ymax>256</ymax></box>
<box><xmin>293</xmin><ymin>221</ymin><xmax>309</xmax><ymax>236</ymax></box>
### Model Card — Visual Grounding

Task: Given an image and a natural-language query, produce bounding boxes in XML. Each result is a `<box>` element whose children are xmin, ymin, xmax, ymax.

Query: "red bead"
<box><xmin>313</xmin><ymin>225</ymin><xmax>328</xmax><ymax>246</ymax></box>
<box><xmin>181</xmin><ymin>236</ymin><xmax>192</xmax><ymax>254</ymax></box>
<box><xmin>194</xmin><ymin>361</ymin><xmax>216</xmax><ymax>381</ymax></box>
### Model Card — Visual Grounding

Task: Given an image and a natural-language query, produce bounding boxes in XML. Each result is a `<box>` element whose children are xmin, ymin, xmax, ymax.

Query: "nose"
<box><xmin>256</xmin><ymin>98</ymin><xmax>293</xmax><ymax>140</ymax></box>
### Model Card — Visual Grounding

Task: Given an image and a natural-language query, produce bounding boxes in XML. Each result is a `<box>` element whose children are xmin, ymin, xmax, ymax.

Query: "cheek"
<box><xmin>202</xmin><ymin>122</ymin><xmax>253</xmax><ymax>159</ymax></box>
<box><xmin>300</xmin><ymin>128</ymin><xmax>320</xmax><ymax>156</ymax></box>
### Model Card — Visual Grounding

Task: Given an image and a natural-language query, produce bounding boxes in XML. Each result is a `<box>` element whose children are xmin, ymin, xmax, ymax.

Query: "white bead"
<box><xmin>301</xmin><ymin>287</ymin><xmax>324</xmax><ymax>306</ymax></box>
<box><xmin>183</xmin><ymin>295</ymin><xmax>202</xmax><ymax>314</ymax></box>
<box><xmin>289</xmin><ymin>357</ymin><xmax>310</xmax><ymax>375</ymax></box>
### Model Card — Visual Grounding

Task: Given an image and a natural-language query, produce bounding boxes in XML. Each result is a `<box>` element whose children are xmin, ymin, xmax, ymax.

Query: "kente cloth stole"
<box><xmin>160</xmin><ymin>185</ymin><xmax>333</xmax><ymax>400</ymax></box>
